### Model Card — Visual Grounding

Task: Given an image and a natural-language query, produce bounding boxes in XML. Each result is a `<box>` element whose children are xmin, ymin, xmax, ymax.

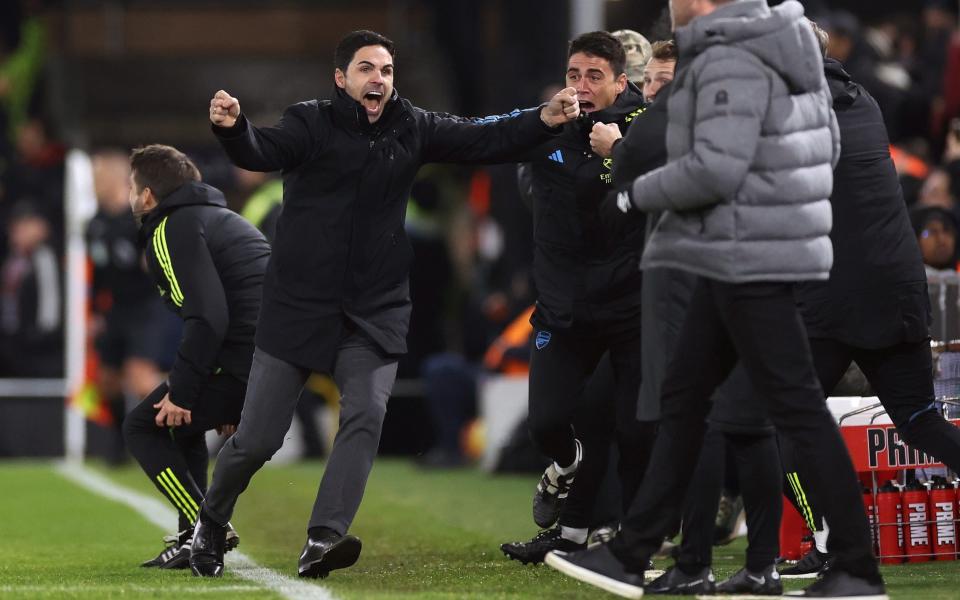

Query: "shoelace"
<box><xmin>532</xmin><ymin>528</ymin><xmax>562</xmax><ymax>543</ymax></box>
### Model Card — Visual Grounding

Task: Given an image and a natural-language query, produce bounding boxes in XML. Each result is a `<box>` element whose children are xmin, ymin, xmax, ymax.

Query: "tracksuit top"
<box><xmin>139</xmin><ymin>182</ymin><xmax>270</xmax><ymax>409</ymax></box>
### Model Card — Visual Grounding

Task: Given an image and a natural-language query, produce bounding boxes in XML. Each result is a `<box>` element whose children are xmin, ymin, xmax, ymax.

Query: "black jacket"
<box><xmin>525</xmin><ymin>83</ymin><xmax>646</xmax><ymax>331</ymax></box>
<box><xmin>610</xmin><ymin>86</ymin><xmax>669</xmax><ymax>189</ymax></box>
<box><xmin>610</xmin><ymin>84</ymin><xmax>692</xmax><ymax>421</ymax></box>
<box><xmin>796</xmin><ymin>59</ymin><xmax>929</xmax><ymax>348</ymax></box>
<box><xmin>140</xmin><ymin>182</ymin><xmax>270</xmax><ymax>409</ymax></box>
<box><xmin>213</xmin><ymin>88</ymin><xmax>558</xmax><ymax>372</ymax></box>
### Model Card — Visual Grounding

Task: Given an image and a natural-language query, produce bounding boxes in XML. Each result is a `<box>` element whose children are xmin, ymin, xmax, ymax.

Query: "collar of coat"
<box><xmin>331</xmin><ymin>86</ymin><xmax>406</xmax><ymax>134</ymax></box>
<box><xmin>137</xmin><ymin>182</ymin><xmax>228</xmax><ymax>246</ymax></box>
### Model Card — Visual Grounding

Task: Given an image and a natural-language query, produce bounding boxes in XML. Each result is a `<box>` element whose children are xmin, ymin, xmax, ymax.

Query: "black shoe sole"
<box><xmin>500</xmin><ymin>545</ymin><xmax>544</xmax><ymax>565</ymax></box>
<box><xmin>190</xmin><ymin>562</ymin><xmax>224</xmax><ymax>578</ymax></box>
<box><xmin>298</xmin><ymin>536</ymin><xmax>362</xmax><ymax>579</ymax></box>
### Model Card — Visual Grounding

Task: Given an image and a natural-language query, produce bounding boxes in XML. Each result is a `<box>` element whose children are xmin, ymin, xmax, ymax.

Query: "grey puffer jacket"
<box><xmin>631</xmin><ymin>0</ymin><xmax>839</xmax><ymax>283</ymax></box>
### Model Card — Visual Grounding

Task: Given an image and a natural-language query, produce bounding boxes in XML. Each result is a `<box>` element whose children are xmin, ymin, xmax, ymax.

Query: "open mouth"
<box><xmin>579</xmin><ymin>100</ymin><xmax>596</xmax><ymax>112</ymax></box>
<box><xmin>362</xmin><ymin>91</ymin><xmax>384</xmax><ymax>115</ymax></box>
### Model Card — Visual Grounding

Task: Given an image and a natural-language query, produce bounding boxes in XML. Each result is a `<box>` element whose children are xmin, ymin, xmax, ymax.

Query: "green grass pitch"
<box><xmin>1</xmin><ymin>459</ymin><xmax>959</xmax><ymax>598</ymax></box>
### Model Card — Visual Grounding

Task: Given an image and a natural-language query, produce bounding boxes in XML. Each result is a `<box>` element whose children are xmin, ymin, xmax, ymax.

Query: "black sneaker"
<box><xmin>190</xmin><ymin>518</ymin><xmax>227</xmax><ymax>577</ymax></box>
<box><xmin>716</xmin><ymin>564</ymin><xmax>783</xmax><ymax>595</ymax></box>
<box><xmin>142</xmin><ymin>529</ymin><xmax>192</xmax><ymax>569</ymax></box>
<box><xmin>143</xmin><ymin>523</ymin><xmax>239</xmax><ymax>570</ymax></box>
<box><xmin>298</xmin><ymin>529</ymin><xmax>362</xmax><ymax>578</ymax></box>
<box><xmin>544</xmin><ymin>544</ymin><xmax>645</xmax><ymax>599</ymax></box>
<box><xmin>533</xmin><ymin>440</ymin><xmax>581</xmax><ymax>528</ymax></box>
<box><xmin>646</xmin><ymin>565</ymin><xmax>716</xmax><ymax>595</ymax></box>
<box><xmin>786</xmin><ymin>569</ymin><xmax>887</xmax><ymax>599</ymax></box>
<box><xmin>501</xmin><ymin>527</ymin><xmax>586</xmax><ymax>565</ymax></box>
<box><xmin>780</xmin><ymin>548</ymin><xmax>831</xmax><ymax>579</ymax></box>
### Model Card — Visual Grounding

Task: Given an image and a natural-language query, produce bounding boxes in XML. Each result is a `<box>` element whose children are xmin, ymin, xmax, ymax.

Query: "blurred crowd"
<box><xmin>0</xmin><ymin>1</ymin><xmax>64</xmax><ymax>378</ymax></box>
<box><xmin>3</xmin><ymin>0</ymin><xmax>960</xmax><ymax>463</ymax></box>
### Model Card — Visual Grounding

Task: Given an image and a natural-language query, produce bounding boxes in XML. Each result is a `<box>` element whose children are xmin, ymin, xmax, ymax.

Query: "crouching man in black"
<box><xmin>123</xmin><ymin>144</ymin><xmax>269</xmax><ymax>569</ymax></box>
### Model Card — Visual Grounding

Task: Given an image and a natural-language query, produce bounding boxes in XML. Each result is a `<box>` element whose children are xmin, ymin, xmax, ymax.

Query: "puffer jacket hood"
<box><xmin>677</xmin><ymin>0</ymin><xmax>822</xmax><ymax>95</ymax></box>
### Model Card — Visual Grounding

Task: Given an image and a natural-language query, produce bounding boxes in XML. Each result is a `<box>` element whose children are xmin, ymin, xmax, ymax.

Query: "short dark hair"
<box><xmin>130</xmin><ymin>144</ymin><xmax>201</xmax><ymax>199</ymax></box>
<box><xmin>334</xmin><ymin>30</ymin><xmax>395</xmax><ymax>73</ymax></box>
<box><xmin>650</xmin><ymin>40</ymin><xmax>678</xmax><ymax>62</ymax></box>
<box><xmin>569</xmin><ymin>31</ymin><xmax>626</xmax><ymax>78</ymax></box>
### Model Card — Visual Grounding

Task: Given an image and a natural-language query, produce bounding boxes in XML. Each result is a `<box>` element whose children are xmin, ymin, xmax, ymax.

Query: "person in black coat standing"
<box><xmin>190</xmin><ymin>29</ymin><xmax>580</xmax><ymax>579</ymax></box>
<box><xmin>771</xmin><ymin>47</ymin><xmax>960</xmax><ymax>580</ymax></box>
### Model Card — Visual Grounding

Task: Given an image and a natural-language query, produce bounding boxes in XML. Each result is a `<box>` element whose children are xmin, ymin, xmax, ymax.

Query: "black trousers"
<box><xmin>123</xmin><ymin>376</ymin><xmax>244</xmax><ymax>530</ymax></box>
<box><xmin>781</xmin><ymin>337</ymin><xmax>960</xmax><ymax>531</ymax></box>
<box><xmin>678</xmin><ymin>428</ymin><xmax>782</xmax><ymax>573</ymax></box>
<box><xmin>609</xmin><ymin>279</ymin><xmax>878</xmax><ymax>580</ymax></box>
<box><xmin>528</xmin><ymin>319</ymin><xmax>654</xmax><ymax>529</ymax></box>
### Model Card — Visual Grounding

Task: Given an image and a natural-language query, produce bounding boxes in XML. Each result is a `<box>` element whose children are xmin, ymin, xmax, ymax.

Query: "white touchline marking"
<box><xmin>0</xmin><ymin>585</ymin><xmax>261</xmax><ymax>594</ymax></box>
<box><xmin>56</xmin><ymin>461</ymin><xmax>337</xmax><ymax>600</ymax></box>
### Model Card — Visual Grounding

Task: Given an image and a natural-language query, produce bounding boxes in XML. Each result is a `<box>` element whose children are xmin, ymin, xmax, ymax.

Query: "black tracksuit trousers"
<box><xmin>527</xmin><ymin>318</ymin><xmax>655</xmax><ymax>528</ymax></box>
<box><xmin>122</xmin><ymin>376</ymin><xmax>244</xmax><ymax>530</ymax></box>
<box><xmin>678</xmin><ymin>428</ymin><xmax>782</xmax><ymax>573</ymax></box>
<box><xmin>609</xmin><ymin>279</ymin><xmax>879</xmax><ymax>581</ymax></box>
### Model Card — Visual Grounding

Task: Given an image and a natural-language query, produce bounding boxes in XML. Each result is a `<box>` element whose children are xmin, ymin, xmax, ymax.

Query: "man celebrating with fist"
<box><xmin>191</xmin><ymin>29</ymin><xmax>578</xmax><ymax>579</ymax></box>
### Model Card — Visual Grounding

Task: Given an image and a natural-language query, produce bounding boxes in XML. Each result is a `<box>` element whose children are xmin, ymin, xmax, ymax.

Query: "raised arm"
<box><xmin>420</xmin><ymin>87</ymin><xmax>579</xmax><ymax>164</ymax></box>
<box><xmin>210</xmin><ymin>90</ymin><xmax>316</xmax><ymax>172</ymax></box>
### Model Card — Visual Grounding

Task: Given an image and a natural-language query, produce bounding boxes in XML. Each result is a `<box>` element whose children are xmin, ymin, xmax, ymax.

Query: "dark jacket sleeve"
<box><xmin>420</xmin><ymin>106</ymin><xmax>558</xmax><ymax>164</ymax></box>
<box><xmin>611</xmin><ymin>96</ymin><xmax>669</xmax><ymax>190</ymax></box>
<box><xmin>156</xmin><ymin>213</ymin><xmax>230</xmax><ymax>410</ymax></box>
<box><xmin>212</xmin><ymin>103</ymin><xmax>317</xmax><ymax>172</ymax></box>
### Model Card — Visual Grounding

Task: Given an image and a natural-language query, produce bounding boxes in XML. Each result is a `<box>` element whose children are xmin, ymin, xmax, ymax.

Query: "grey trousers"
<box><xmin>203</xmin><ymin>332</ymin><xmax>398</xmax><ymax>534</ymax></box>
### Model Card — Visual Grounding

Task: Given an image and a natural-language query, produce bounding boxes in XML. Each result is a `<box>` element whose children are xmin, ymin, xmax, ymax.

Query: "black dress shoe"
<box><xmin>190</xmin><ymin>518</ymin><xmax>227</xmax><ymax>577</ymax></box>
<box><xmin>298</xmin><ymin>531</ymin><xmax>362</xmax><ymax>578</ymax></box>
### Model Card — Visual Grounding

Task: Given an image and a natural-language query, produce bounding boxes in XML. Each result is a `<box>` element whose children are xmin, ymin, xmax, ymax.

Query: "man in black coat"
<box><xmin>190</xmin><ymin>29</ymin><xmax>580</xmax><ymax>579</ymax></box>
<box><xmin>122</xmin><ymin>144</ymin><xmax>270</xmax><ymax>570</ymax></box>
<box><xmin>772</xmin><ymin>49</ymin><xmax>960</xmax><ymax>580</ymax></box>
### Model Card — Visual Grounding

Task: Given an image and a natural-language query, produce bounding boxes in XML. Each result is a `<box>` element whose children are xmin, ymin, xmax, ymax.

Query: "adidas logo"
<box><xmin>547</xmin><ymin>150</ymin><xmax>564</xmax><ymax>164</ymax></box>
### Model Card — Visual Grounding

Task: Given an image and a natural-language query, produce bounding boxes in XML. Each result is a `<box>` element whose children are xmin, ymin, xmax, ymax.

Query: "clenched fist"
<box><xmin>541</xmin><ymin>86</ymin><xmax>580</xmax><ymax>128</ymax></box>
<box><xmin>210</xmin><ymin>90</ymin><xmax>241</xmax><ymax>128</ymax></box>
<box><xmin>589</xmin><ymin>122</ymin><xmax>622</xmax><ymax>158</ymax></box>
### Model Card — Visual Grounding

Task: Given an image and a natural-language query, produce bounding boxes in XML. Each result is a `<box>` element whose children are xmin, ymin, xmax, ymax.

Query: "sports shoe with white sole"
<box><xmin>646</xmin><ymin>565</ymin><xmax>716</xmax><ymax>595</ymax></box>
<box><xmin>779</xmin><ymin>547</ymin><xmax>830</xmax><ymax>579</ymax></box>
<box><xmin>716</xmin><ymin>564</ymin><xmax>782</xmax><ymax>595</ymax></box>
<box><xmin>786</xmin><ymin>569</ymin><xmax>887</xmax><ymax>599</ymax></box>
<box><xmin>545</xmin><ymin>545</ymin><xmax>645</xmax><ymax>599</ymax></box>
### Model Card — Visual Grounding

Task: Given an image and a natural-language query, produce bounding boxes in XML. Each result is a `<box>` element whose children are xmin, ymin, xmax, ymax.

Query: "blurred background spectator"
<box><xmin>85</xmin><ymin>149</ymin><xmax>179</xmax><ymax>463</ymax></box>
<box><xmin>0</xmin><ymin>201</ymin><xmax>60</xmax><ymax>377</ymax></box>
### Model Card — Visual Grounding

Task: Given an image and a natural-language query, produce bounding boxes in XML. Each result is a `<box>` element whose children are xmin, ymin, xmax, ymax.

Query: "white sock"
<box><xmin>814</xmin><ymin>518</ymin><xmax>829</xmax><ymax>554</ymax></box>
<box><xmin>561</xmin><ymin>526</ymin><xmax>588</xmax><ymax>544</ymax></box>
<box><xmin>555</xmin><ymin>440</ymin><xmax>582</xmax><ymax>475</ymax></box>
